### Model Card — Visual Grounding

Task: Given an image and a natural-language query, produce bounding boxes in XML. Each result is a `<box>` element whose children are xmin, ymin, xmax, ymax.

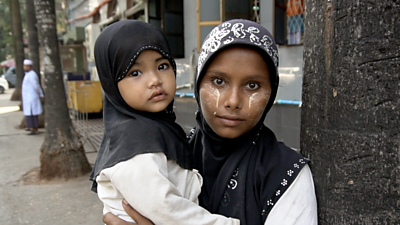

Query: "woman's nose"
<box><xmin>224</xmin><ymin>87</ymin><xmax>241</xmax><ymax>110</ymax></box>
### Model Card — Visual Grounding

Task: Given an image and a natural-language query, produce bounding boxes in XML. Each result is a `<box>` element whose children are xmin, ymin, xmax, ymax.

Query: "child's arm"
<box><xmin>99</xmin><ymin>152</ymin><xmax>239</xmax><ymax>225</ymax></box>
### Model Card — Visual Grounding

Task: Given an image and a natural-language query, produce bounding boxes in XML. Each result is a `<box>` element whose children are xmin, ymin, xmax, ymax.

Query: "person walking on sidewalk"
<box><xmin>22</xmin><ymin>59</ymin><xmax>44</xmax><ymax>135</ymax></box>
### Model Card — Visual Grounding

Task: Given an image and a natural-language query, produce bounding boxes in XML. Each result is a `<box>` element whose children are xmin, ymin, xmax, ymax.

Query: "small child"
<box><xmin>89</xmin><ymin>20</ymin><xmax>239</xmax><ymax>224</ymax></box>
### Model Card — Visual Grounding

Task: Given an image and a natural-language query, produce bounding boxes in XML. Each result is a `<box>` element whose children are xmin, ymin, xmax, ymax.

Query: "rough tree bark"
<box><xmin>9</xmin><ymin>0</ymin><xmax>25</xmax><ymax>101</ymax></box>
<box><xmin>301</xmin><ymin>0</ymin><xmax>400</xmax><ymax>224</ymax></box>
<box><xmin>35</xmin><ymin>0</ymin><xmax>91</xmax><ymax>179</ymax></box>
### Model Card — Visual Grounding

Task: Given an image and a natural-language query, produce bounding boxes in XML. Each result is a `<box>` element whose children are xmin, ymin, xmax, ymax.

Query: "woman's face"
<box><xmin>199</xmin><ymin>46</ymin><xmax>271</xmax><ymax>139</ymax></box>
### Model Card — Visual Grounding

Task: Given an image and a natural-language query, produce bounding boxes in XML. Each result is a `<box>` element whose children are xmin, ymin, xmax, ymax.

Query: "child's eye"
<box><xmin>158</xmin><ymin>63</ymin><xmax>169</xmax><ymax>70</ymax></box>
<box><xmin>128</xmin><ymin>70</ymin><xmax>142</xmax><ymax>77</ymax></box>
<box><xmin>212</xmin><ymin>78</ymin><xmax>224</xmax><ymax>86</ymax></box>
<box><xmin>246</xmin><ymin>82</ymin><xmax>260</xmax><ymax>90</ymax></box>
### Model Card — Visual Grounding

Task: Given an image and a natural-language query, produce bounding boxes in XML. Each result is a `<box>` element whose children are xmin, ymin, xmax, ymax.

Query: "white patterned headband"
<box><xmin>196</xmin><ymin>19</ymin><xmax>279</xmax><ymax>80</ymax></box>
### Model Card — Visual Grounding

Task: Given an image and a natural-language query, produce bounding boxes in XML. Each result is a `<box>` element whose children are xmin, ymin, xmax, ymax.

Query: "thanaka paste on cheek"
<box><xmin>201</xmin><ymin>83</ymin><xmax>220</xmax><ymax>109</ymax></box>
<box><xmin>248</xmin><ymin>91</ymin><xmax>271</xmax><ymax>121</ymax></box>
<box><xmin>208</xmin><ymin>84</ymin><xmax>220</xmax><ymax>108</ymax></box>
<box><xmin>249</xmin><ymin>93</ymin><xmax>259</xmax><ymax>108</ymax></box>
<box><xmin>216</xmin><ymin>89</ymin><xmax>220</xmax><ymax>108</ymax></box>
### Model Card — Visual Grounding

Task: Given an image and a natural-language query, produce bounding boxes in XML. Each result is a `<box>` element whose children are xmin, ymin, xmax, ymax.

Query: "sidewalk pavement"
<box><xmin>0</xmin><ymin>89</ymin><xmax>104</xmax><ymax>225</ymax></box>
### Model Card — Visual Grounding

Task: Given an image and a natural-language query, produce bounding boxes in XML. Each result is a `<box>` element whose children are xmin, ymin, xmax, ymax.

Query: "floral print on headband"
<box><xmin>197</xmin><ymin>21</ymin><xmax>279</xmax><ymax>79</ymax></box>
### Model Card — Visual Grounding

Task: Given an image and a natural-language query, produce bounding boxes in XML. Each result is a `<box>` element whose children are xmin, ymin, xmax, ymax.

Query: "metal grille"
<box><xmin>67</xmin><ymin>86</ymin><xmax>103</xmax><ymax>152</ymax></box>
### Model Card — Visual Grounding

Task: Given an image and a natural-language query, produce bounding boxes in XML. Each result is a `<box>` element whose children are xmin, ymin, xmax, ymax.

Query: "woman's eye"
<box><xmin>128</xmin><ymin>70</ymin><xmax>142</xmax><ymax>77</ymax></box>
<box><xmin>212</xmin><ymin>78</ymin><xmax>224</xmax><ymax>86</ymax></box>
<box><xmin>247</xmin><ymin>82</ymin><xmax>259</xmax><ymax>90</ymax></box>
<box><xmin>158</xmin><ymin>63</ymin><xmax>169</xmax><ymax>70</ymax></box>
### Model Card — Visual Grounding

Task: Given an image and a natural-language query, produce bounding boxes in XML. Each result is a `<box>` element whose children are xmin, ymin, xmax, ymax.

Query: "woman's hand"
<box><xmin>102</xmin><ymin>199</ymin><xmax>154</xmax><ymax>225</ymax></box>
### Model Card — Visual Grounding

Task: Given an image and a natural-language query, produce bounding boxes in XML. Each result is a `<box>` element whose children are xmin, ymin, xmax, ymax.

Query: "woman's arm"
<box><xmin>264</xmin><ymin>165</ymin><xmax>318</xmax><ymax>225</ymax></box>
<box><xmin>103</xmin><ymin>200</ymin><xmax>153</xmax><ymax>225</ymax></box>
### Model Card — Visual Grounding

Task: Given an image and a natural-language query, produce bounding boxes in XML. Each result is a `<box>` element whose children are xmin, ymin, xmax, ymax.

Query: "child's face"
<box><xmin>199</xmin><ymin>46</ymin><xmax>271</xmax><ymax>139</ymax></box>
<box><xmin>118</xmin><ymin>50</ymin><xmax>176</xmax><ymax>112</ymax></box>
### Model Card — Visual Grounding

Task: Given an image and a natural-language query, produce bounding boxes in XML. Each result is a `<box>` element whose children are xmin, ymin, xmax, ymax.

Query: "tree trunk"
<box><xmin>9</xmin><ymin>0</ymin><xmax>25</xmax><ymax>101</ymax></box>
<box><xmin>35</xmin><ymin>0</ymin><xmax>91</xmax><ymax>179</ymax></box>
<box><xmin>301</xmin><ymin>1</ymin><xmax>400</xmax><ymax>224</ymax></box>
<box><xmin>25</xmin><ymin>0</ymin><xmax>41</xmax><ymax>83</ymax></box>
<box><xmin>25</xmin><ymin>0</ymin><xmax>45</xmax><ymax>129</ymax></box>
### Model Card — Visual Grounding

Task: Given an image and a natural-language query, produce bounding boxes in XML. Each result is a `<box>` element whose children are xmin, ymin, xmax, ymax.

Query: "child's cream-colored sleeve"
<box><xmin>97</xmin><ymin>152</ymin><xmax>240</xmax><ymax>225</ymax></box>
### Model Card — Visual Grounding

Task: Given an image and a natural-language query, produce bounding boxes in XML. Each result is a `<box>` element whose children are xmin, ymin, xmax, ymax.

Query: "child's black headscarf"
<box><xmin>90</xmin><ymin>20</ymin><xmax>192</xmax><ymax>192</ymax></box>
<box><xmin>189</xmin><ymin>19</ymin><xmax>309</xmax><ymax>224</ymax></box>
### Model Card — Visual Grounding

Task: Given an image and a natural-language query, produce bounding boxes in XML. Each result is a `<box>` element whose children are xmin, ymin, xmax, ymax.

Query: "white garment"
<box><xmin>22</xmin><ymin>70</ymin><xmax>44</xmax><ymax>116</ymax></box>
<box><xmin>264</xmin><ymin>165</ymin><xmax>318</xmax><ymax>225</ymax></box>
<box><xmin>96</xmin><ymin>152</ymin><xmax>240</xmax><ymax>225</ymax></box>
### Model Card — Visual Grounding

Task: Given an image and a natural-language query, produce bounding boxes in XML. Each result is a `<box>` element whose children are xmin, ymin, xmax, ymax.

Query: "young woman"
<box><xmin>103</xmin><ymin>19</ymin><xmax>317</xmax><ymax>225</ymax></box>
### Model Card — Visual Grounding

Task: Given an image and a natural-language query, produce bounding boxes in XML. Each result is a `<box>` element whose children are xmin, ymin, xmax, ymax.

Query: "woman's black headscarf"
<box><xmin>90</xmin><ymin>20</ymin><xmax>192</xmax><ymax>192</ymax></box>
<box><xmin>189</xmin><ymin>19</ymin><xmax>309</xmax><ymax>224</ymax></box>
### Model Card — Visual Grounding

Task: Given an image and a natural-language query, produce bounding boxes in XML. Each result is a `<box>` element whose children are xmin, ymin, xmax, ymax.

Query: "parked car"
<box><xmin>0</xmin><ymin>76</ymin><xmax>9</xmax><ymax>94</ymax></box>
<box><xmin>1</xmin><ymin>66</ymin><xmax>16</xmax><ymax>87</ymax></box>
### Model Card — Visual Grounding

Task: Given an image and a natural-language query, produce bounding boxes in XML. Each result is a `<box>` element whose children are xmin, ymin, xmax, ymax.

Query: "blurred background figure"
<box><xmin>22</xmin><ymin>59</ymin><xmax>44</xmax><ymax>135</ymax></box>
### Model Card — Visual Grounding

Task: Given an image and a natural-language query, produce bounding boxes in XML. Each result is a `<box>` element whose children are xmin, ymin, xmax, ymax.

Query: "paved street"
<box><xmin>0</xmin><ymin>89</ymin><xmax>103</xmax><ymax>225</ymax></box>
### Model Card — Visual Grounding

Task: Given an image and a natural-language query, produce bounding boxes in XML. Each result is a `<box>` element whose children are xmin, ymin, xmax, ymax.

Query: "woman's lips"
<box><xmin>217</xmin><ymin>115</ymin><xmax>244</xmax><ymax>127</ymax></box>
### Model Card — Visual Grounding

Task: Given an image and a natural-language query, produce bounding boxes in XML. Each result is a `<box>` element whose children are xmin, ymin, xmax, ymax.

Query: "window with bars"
<box><xmin>196</xmin><ymin>0</ymin><xmax>260</xmax><ymax>51</ymax></box>
<box><xmin>275</xmin><ymin>0</ymin><xmax>304</xmax><ymax>45</ymax></box>
<box><xmin>107</xmin><ymin>0</ymin><xmax>118</xmax><ymax>18</ymax></box>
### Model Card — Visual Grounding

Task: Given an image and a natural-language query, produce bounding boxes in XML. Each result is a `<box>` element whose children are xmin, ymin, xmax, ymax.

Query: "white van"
<box><xmin>0</xmin><ymin>76</ymin><xmax>9</xmax><ymax>94</ymax></box>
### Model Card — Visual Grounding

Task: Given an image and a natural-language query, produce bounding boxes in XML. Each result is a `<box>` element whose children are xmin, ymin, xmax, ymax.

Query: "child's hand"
<box><xmin>102</xmin><ymin>199</ymin><xmax>154</xmax><ymax>225</ymax></box>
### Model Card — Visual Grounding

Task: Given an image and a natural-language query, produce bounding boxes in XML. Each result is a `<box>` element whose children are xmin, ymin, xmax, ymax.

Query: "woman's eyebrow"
<box><xmin>206</xmin><ymin>70</ymin><xmax>267</xmax><ymax>80</ymax></box>
<box><xmin>205</xmin><ymin>70</ymin><xmax>227</xmax><ymax>76</ymax></box>
<box><xmin>245</xmin><ymin>74</ymin><xmax>268</xmax><ymax>80</ymax></box>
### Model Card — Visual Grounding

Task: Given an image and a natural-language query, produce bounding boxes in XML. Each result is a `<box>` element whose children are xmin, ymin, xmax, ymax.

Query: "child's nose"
<box><xmin>148</xmin><ymin>71</ymin><xmax>163</xmax><ymax>88</ymax></box>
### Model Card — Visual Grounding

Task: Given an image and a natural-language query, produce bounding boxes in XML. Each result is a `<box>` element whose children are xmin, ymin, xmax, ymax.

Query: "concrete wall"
<box><xmin>265</xmin><ymin>105</ymin><xmax>301</xmax><ymax>149</ymax></box>
<box><xmin>260</xmin><ymin>0</ymin><xmax>274</xmax><ymax>32</ymax></box>
<box><xmin>183</xmin><ymin>1</ymin><xmax>197</xmax><ymax>58</ymax></box>
<box><xmin>276</xmin><ymin>45</ymin><xmax>304</xmax><ymax>101</ymax></box>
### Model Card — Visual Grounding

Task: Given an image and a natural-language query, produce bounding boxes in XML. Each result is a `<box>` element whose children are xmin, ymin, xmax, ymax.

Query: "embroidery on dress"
<box><xmin>186</xmin><ymin>127</ymin><xmax>197</xmax><ymax>140</ymax></box>
<box><xmin>227</xmin><ymin>179</ymin><xmax>238</xmax><ymax>190</ymax></box>
<box><xmin>261</xmin><ymin>209</ymin><xmax>267</xmax><ymax>216</ymax></box>
<box><xmin>227</xmin><ymin>168</ymin><xmax>239</xmax><ymax>190</ymax></box>
<box><xmin>221</xmin><ymin>191</ymin><xmax>230</xmax><ymax>206</ymax></box>
<box><xmin>262</xmin><ymin>157</ymin><xmax>309</xmax><ymax>216</ymax></box>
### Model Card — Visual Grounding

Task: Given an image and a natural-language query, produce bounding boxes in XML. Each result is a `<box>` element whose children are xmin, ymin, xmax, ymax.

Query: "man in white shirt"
<box><xmin>22</xmin><ymin>59</ymin><xmax>44</xmax><ymax>135</ymax></box>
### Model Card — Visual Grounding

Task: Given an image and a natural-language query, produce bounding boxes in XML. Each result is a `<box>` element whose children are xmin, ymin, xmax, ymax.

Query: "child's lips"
<box><xmin>149</xmin><ymin>90</ymin><xmax>167</xmax><ymax>101</ymax></box>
